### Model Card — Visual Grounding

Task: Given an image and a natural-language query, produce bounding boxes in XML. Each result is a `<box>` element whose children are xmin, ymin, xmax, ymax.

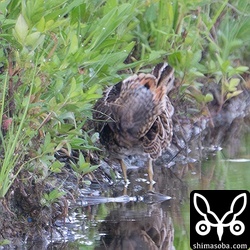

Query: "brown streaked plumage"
<box><xmin>93</xmin><ymin>62</ymin><xmax>175</xmax><ymax>182</ymax></box>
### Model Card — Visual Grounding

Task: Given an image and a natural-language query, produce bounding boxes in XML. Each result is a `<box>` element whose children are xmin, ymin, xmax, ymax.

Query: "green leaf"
<box><xmin>83</xmin><ymin>165</ymin><xmax>99</xmax><ymax>175</ymax></box>
<box><xmin>204</xmin><ymin>93</ymin><xmax>214</xmax><ymax>103</ymax></box>
<box><xmin>79</xmin><ymin>151</ymin><xmax>86</xmax><ymax>166</ymax></box>
<box><xmin>228</xmin><ymin>78</ymin><xmax>240</xmax><ymax>92</ymax></box>
<box><xmin>68</xmin><ymin>33</ymin><xmax>78</xmax><ymax>54</ymax></box>
<box><xmin>193</xmin><ymin>93</ymin><xmax>205</xmax><ymax>103</ymax></box>
<box><xmin>42</xmin><ymin>189</ymin><xmax>65</xmax><ymax>206</ymax></box>
<box><xmin>36</xmin><ymin>17</ymin><xmax>46</xmax><ymax>32</ymax></box>
<box><xmin>58</xmin><ymin>112</ymin><xmax>76</xmax><ymax>123</ymax></box>
<box><xmin>221</xmin><ymin>60</ymin><xmax>230</xmax><ymax>73</ymax></box>
<box><xmin>235</xmin><ymin>66</ymin><xmax>249</xmax><ymax>73</ymax></box>
<box><xmin>191</xmin><ymin>50</ymin><xmax>202</xmax><ymax>66</ymax></box>
<box><xmin>42</xmin><ymin>133</ymin><xmax>56</xmax><ymax>153</ymax></box>
<box><xmin>226</xmin><ymin>90</ymin><xmax>243</xmax><ymax>101</ymax></box>
<box><xmin>50</xmin><ymin>160</ymin><xmax>64</xmax><ymax>173</ymax></box>
<box><xmin>44</xmin><ymin>133</ymin><xmax>51</xmax><ymax>148</ymax></box>
<box><xmin>14</xmin><ymin>14</ymin><xmax>29</xmax><ymax>43</ymax></box>
<box><xmin>148</xmin><ymin>50</ymin><xmax>167</xmax><ymax>61</ymax></box>
<box><xmin>44</xmin><ymin>20</ymin><xmax>55</xmax><ymax>31</ymax></box>
<box><xmin>0</xmin><ymin>239</ymin><xmax>11</xmax><ymax>246</ymax></box>
<box><xmin>26</xmin><ymin>32</ymin><xmax>42</xmax><ymax>46</ymax></box>
<box><xmin>145</xmin><ymin>3</ymin><xmax>157</xmax><ymax>22</ymax></box>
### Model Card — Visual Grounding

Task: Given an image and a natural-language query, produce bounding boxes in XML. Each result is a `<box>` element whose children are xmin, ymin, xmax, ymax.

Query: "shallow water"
<box><xmin>26</xmin><ymin>128</ymin><xmax>250</xmax><ymax>250</ymax></box>
<box><xmin>47</xmin><ymin>130</ymin><xmax>249</xmax><ymax>249</ymax></box>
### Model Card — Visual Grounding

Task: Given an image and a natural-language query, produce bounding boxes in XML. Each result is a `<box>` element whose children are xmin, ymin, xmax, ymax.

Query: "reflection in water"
<box><xmin>93</xmin><ymin>120</ymin><xmax>249</xmax><ymax>249</ymax></box>
<box><xmin>47</xmin><ymin>119</ymin><xmax>250</xmax><ymax>249</ymax></box>
<box><xmin>46</xmin><ymin>166</ymin><xmax>188</xmax><ymax>249</ymax></box>
<box><xmin>91</xmin><ymin>165</ymin><xmax>188</xmax><ymax>250</ymax></box>
<box><xmin>96</xmin><ymin>204</ymin><xmax>174</xmax><ymax>250</ymax></box>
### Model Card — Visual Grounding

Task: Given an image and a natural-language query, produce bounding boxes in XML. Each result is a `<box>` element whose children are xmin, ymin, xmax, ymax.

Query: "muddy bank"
<box><xmin>0</xmin><ymin>83</ymin><xmax>250</xmax><ymax>248</ymax></box>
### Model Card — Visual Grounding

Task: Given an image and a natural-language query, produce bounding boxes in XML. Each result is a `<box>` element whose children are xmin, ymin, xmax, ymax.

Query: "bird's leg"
<box><xmin>147</xmin><ymin>158</ymin><xmax>154</xmax><ymax>183</ymax></box>
<box><xmin>119</xmin><ymin>159</ymin><xmax>128</xmax><ymax>183</ymax></box>
<box><xmin>147</xmin><ymin>158</ymin><xmax>155</xmax><ymax>191</ymax></box>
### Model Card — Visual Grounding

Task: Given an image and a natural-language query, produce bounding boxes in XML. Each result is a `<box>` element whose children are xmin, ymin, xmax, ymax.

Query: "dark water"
<box><xmin>15</xmin><ymin>124</ymin><xmax>250</xmax><ymax>250</ymax></box>
<box><xmin>25</xmin><ymin>129</ymin><xmax>250</xmax><ymax>249</ymax></box>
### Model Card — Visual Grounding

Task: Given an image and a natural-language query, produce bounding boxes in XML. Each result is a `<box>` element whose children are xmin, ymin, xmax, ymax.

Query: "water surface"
<box><xmin>45</xmin><ymin>127</ymin><xmax>250</xmax><ymax>249</ymax></box>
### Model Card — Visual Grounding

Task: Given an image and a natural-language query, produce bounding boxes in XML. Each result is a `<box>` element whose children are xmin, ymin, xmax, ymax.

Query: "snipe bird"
<box><xmin>93</xmin><ymin>62</ymin><xmax>175</xmax><ymax>183</ymax></box>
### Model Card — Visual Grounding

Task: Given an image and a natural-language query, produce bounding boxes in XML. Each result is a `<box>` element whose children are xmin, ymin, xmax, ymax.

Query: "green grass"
<box><xmin>0</xmin><ymin>0</ymin><xmax>250</xmax><ymax>201</ymax></box>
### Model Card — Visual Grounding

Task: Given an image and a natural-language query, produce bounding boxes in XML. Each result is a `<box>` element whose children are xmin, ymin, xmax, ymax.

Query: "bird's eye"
<box><xmin>144</xmin><ymin>82</ymin><xmax>150</xmax><ymax>89</ymax></box>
